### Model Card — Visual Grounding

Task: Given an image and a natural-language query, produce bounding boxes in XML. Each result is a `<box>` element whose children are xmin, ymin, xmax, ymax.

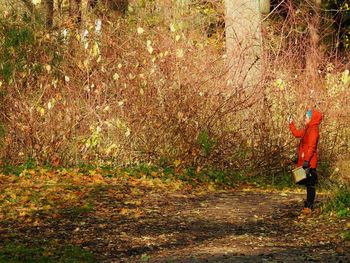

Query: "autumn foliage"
<box><xmin>0</xmin><ymin>1</ymin><xmax>349</xmax><ymax>182</ymax></box>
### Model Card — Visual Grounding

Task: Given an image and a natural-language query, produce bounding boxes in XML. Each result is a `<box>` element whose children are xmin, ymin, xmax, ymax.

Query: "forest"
<box><xmin>0</xmin><ymin>0</ymin><xmax>349</xmax><ymax>262</ymax></box>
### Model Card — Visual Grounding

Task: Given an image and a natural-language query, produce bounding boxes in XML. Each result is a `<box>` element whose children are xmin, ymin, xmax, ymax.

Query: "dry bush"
<box><xmin>0</xmin><ymin>2</ymin><xmax>262</xmax><ymax>169</ymax></box>
<box><xmin>1</xmin><ymin>0</ymin><xmax>349</xmax><ymax>178</ymax></box>
<box><xmin>330</xmin><ymin>154</ymin><xmax>350</xmax><ymax>187</ymax></box>
<box><xmin>252</xmin><ymin>0</ymin><xmax>350</xmax><ymax>175</ymax></box>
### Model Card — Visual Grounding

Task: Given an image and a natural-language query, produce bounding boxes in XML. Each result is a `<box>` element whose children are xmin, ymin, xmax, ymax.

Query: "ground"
<box><xmin>0</xmin><ymin>172</ymin><xmax>349</xmax><ymax>262</ymax></box>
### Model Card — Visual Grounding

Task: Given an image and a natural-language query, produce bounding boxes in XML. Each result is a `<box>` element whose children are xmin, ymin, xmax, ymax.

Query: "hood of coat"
<box><xmin>308</xmin><ymin>108</ymin><xmax>323</xmax><ymax>127</ymax></box>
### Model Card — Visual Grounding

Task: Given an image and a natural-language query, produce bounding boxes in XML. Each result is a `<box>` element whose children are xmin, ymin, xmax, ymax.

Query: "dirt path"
<box><xmin>141</xmin><ymin>190</ymin><xmax>349</xmax><ymax>263</ymax></box>
<box><xmin>1</xmin><ymin>186</ymin><xmax>349</xmax><ymax>262</ymax></box>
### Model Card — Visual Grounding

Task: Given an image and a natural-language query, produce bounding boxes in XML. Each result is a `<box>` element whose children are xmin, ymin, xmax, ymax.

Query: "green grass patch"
<box><xmin>341</xmin><ymin>230</ymin><xmax>350</xmax><ymax>241</ymax></box>
<box><xmin>0</xmin><ymin>159</ymin><xmax>37</xmax><ymax>176</ymax></box>
<box><xmin>0</xmin><ymin>243</ymin><xmax>95</xmax><ymax>263</ymax></box>
<box><xmin>0</xmin><ymin>161</ymin><xmax>301</xmax><ymax>190</ymax></box>
<box><xmin>59</xmin><ymin>203</ymin><xmax>95</xmax><ymax>218</ymax></box>
<box><xmin>323</xmin><ymin>186</ymin><xmax>350</xmax><ymax>217</ymax></box>
<box><xmin>0</xmin><ymin>244</ymin><xmax>49</xmax><ymax>263</ymax></box>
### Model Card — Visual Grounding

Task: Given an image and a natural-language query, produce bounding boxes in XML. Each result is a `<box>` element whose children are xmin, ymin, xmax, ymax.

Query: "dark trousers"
<box><xmin>297</xmin><ymin>168</ymin><xmax>318</xmax><ymax>208</ymax></box>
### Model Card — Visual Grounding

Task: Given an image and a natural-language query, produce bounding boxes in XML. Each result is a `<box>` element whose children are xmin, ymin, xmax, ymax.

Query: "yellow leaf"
<box><xmin>146</xmin><ymin>40</ymin><xmax>154</xmax><ymax>54</ymax></box>
<box><xmin>37</xmin><ymin>107</ymin><xmax>45</xmax><ymax>116</ymax></box>
<box><xmin>32</xmin><ymin>0</ymin><xmax>41</xmax><ymax>5</ymax></box>
<box><xmin>92</xmin><ymin>42</ymin><xmax>100</xmax><ymax>57</ymax></box>
<box><xmin>208</xmin><ymin>183</ymin><xmax>216</xmax><ymax>192</ymax></box>
<box><xmin>137</xmin><ymin>27</ymin><xmax>144</xmax><ymax>34</ymax></box>
<box><xmin>43</xmin><ymin>205</ymin><xmax>51</xmax><ymax>210</ymax></box>
<box><xmin>174</xmin><ymin>159</ymin><xmax>181</xmax><ymax>167</ymax></box>
<box><xmin>45</xmin><ymin>64</ymin><xmax>51</xmax><ymax>72</ymax></box>
<box><xmin>132</xmin><ymin>209</ymin><xmax>143</xmax><ymax>218</ymax></box>
<box><xmin>170</xmin><ymin>23</ymin><xmax>176</xmax><ymax>32</ymax></box>
<box><xmin>113</xmin><ymin>73</ymin><xmax>119</xmax><ymax>81</ymax></box>
<box><xmin>43</xmin><ymin>251</ymin><xmax>53</xmax><ymax>257</ymax></box>
<box><xmin>124</xmin><ymin>200</ymin><xmax>141</xmax><ymax>206</ymax></box>
<box><xmin>21</xmin><ymin>195</ymin><xmax>31</xmax><ymax>203</ymax></box>
<box><xmin>83</xmin><ymin>59</ymin><xmax>89</xmax><ymax>68</ymax></box>
<box><xmin>120</xmin><ymin>208</ymin><xmax>129</xmax><ymax>215</ymax></box>
<box><xmin>125</xmin><ymin>128</ymin><xmax>131</xmax><ymax>137</ymax></box>
<box><xmin>145</xmin><ymin>180</ymin><xmax>154</xmax><ymax>187</ymax></box>
<box><xmin>176</xmin><ymin>49</ymin><xmax>184</xmax><ymax>58</ymax></box>
<box><xmin>19</xmin><ymin>211</ymin><xmax>27</xmax><ymax>217</ymax></box>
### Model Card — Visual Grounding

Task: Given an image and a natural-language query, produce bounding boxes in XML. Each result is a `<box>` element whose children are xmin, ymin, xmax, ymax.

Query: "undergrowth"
<box><xmin>323</xmin><ymin>186</ymin><xmax>350</xmax><ymax>218</ymax></box>
<box><xmin>0</xmin><ymin>243</ymin><xmax>95</xmax><ymax>263</ymax></box>
<box><xmin>0</xmin><ymin>161</ymin><xmax>296</xmax><ymax>190</ymax></box>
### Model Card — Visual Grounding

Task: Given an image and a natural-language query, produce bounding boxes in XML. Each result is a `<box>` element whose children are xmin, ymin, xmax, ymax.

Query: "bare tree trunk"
<box><xmin>57</xmin><ymin>0</ymin><xmax>64</xmax><ymax>16</ymax></box>
<box><xmin>260</xmin><ymin>0</ymin><xmax>270</xmax><ymax>15</ymax></box>
<box><xmin>306</xmin><ymin>0</ymin><xmax>322</xmax><ymax>89</ymax></box>
<box><xmin>175</xmin><ymin>0</ymin><xmax>189</xmax><ymax>15</ymax></box>
<box><xmin>224</xmin><ymin>0</ymin><xmax>262</xmax><ymax>88</ymax></box>
<box><xmin>80</xmin><ymin>0</ymin><xmax>89</xmax><ymax>25</ymax></box>
<box><xmin>19</xmin><ymin>0</ymin><xmax>42</xmax><ymax>22</ymax></box>
<box><xmin>20</xmin><ymin>0</ymin><xmax>35</xmax><ymax>12</ymax></box>
<box><xmin>105</xmin><ymin>0</ymin><xmax>129</xmax><ymax>16</ymax></box>
<box><xmin>69</xmin><ymin>0</ymin><xmax>82</xmax><ymax>25</ymax></box>
<box><xmin>46</xmin><ymin>0</ymin><xmax>54</xmax><ymax>28</ymax></box>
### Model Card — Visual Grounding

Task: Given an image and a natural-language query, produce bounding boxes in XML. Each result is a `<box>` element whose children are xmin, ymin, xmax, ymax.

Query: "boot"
<box><xmin>301</xmin><ymin>207</ymin><xmax>312</xmax><ymax>215</ymax></box>
<box><xmin>304</xmin><ymin>200</ymin><xmax>314</xmax><ymax>210</ymax></box>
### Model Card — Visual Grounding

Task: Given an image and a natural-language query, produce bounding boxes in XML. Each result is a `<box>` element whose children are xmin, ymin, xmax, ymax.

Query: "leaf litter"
<box><xmin>0</xmin><ymin>170</ymin><xmax>349</xmax><ymax>262</ymax></box>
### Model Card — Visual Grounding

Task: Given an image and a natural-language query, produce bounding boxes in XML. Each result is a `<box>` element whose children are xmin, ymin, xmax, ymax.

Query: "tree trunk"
<box><xmin>224</xmin><ymin>0</ymin><xmax>262</xmax><ymax>88</ymax></box>
<box><xmin>80</xmin><ymin>0</ymin><xmax>89</xmax><ymax>25</ymax></box>
<box><xmin>19</xmin><ymin>0</ymin><xmax>42</xmax><ymax>22</ymax></box>
<box><xmin>20</xmin><ymin>0</ymin><xmax>35</xmax><ymax>12</ymax></box>
<box><xmin>260</xmin><ymin>0</ymin><xmax>270</xmax><ymax>15</ymax></box>
<box><xmin>45</xmin><ymin>0</ymin><xmax>54</xmax><ymax>28</ymax></box>
<box><xmin>69</xmin><ymin>0</ymin><xmax>82</xmax><ymax>25</ymax></box>
<box><xmin>305</xmin><ymin>0</ymin><xmax>322</xmax><ymax>88</ymax></box>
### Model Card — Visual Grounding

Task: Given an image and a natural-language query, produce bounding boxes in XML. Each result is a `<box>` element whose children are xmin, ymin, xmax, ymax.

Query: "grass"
<box><xmin>0</xmin><ymin>159</ymin><xmax>37</xmax><ymax>176</ymax></box>
<box><xmin>0</xmin><ymin>160</ymin><xmax>300</xmax><ymax>190</ymax></box>
<box><xmin>2</xmin><ymin>158</ymin><xmax>340</xmax><ymax>192</ymax></box>
<box><xmin>0</xmin><ymin>243</ymin><xmax>95</xmax><ymax>263</ymax></box>
<box><xmin>323</xmin><ymin>186</ymin><xmax>350</xmax><ymax>217</ymax></box>
<box><xmin>59</xmin><ymin>203</ymin><xmax>95</xmax><ymax>218</ymax></box>
<box><xmin>341</xmin><ymin>230</ymin><xmax>350</xmax><ymax>241</ymax></box>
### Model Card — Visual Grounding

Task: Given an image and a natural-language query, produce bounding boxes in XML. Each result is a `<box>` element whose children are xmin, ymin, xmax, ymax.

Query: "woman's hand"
<box><xmin>303</xmin><ymin>161</ymin><xmax>311</xmax><ymax>177</ymax></box>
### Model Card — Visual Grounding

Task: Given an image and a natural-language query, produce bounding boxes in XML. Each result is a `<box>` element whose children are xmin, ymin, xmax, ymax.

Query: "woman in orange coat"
<box><xmin>289</xmin><ymin>108</ymin><xmax>323</xmax><ymax>212</ymax></box>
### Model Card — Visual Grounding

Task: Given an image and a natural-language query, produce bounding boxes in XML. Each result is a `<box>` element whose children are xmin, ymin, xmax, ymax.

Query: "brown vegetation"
<box><xmin>0</xmin><ymin>1</ymin><xmax>349</xmax><ymax>181</ymax></box>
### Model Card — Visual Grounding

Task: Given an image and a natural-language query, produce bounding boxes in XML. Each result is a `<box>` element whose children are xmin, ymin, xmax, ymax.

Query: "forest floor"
<box><xmin>0</xmin><ymin>170</ymin><xmax>349</xmax><ymax>262</ymax></box>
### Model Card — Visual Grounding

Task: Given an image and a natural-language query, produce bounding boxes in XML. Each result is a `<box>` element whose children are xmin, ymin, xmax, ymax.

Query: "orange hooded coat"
<box><xmin>289</xmin><ymin>109</ymin><xmax>323</xmax><ymax>169</ymax></box>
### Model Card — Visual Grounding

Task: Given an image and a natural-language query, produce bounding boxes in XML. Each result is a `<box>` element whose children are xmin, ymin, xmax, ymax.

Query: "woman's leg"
<box><xmin>305</xmin><ymin>169</ymin><xmax>318</xmax><ymax>209</ymax></box>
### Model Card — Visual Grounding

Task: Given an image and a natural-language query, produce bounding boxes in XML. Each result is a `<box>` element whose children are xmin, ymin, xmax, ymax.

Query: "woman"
<box><xmin>289</xmin><ymin>108</ymin><xmax>323</xmax><ymax>214</ymax></box>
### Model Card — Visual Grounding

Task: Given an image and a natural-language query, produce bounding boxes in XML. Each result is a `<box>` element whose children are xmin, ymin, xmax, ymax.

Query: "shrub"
<box><xmin>0</xmin><ymin>2</ymin><xmax>260</xmax><ymax>170</ymax></box>
<box><xmin>0</xmin><ymin>0</ymin><xmax>350</xmax><ymax>184</ymax></box>
<box><xmin>323</xmin><ymin>186</ymin><xmax>350</xmax><ymax>217</ymax></box>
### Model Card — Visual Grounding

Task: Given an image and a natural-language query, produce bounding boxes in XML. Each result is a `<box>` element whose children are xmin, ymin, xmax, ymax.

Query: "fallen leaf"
<box><xmin>335</xmin><ymin>246</ymin><xmax>344</xmax><ymax>254</ymax></box>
